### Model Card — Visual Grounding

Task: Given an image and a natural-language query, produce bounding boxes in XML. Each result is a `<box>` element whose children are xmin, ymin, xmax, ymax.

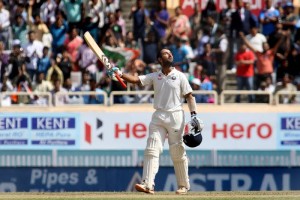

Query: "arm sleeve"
<box><xmin>180</xmin><ymin>73</ymin><xmax>193</xmax><ymax>96</ymax></box>
<box><xmin>139</xmin><ymin>73</ymin><xmax>154</xmax><ymax>86</ymax></box>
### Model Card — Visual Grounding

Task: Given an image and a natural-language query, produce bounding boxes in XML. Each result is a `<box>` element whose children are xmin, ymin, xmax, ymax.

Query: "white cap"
<box><xmin>12</xmin><ymin>39</ymin><xmax>21</xmax><ymax>46</ymax></box>
<box><xmin>192</xmin><ymin>78</ymin><xmax>201</xmax><ymax>86</ymax></box>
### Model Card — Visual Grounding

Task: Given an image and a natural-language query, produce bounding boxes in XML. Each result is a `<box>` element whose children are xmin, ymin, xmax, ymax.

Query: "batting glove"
<box><xmin>107</xmin><ymin>67</ymin><xmax>123</xmax><ymax>78</ymax></box>
<box><xmin>191</xmin><ymin>113</ymin><xmax>204</xmax><ymax>132</ymax></box>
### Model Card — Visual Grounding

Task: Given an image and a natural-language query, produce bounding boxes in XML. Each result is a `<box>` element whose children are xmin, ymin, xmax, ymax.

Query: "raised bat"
<box><xmin>83</xmin><ymin>31</ymin><xmax>127</xmax><ymax>89</ymax></box>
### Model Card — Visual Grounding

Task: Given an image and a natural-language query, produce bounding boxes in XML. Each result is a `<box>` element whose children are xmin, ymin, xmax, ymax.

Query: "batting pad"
<box><xmin>142</xmin><ymin>136</ymin><xmax>162</xmax><ymax>189</ymax></box>
<box><xmin>169</xmin><ymin>143</ymin><xmax>190</xmax><ymax>189</ymax></box>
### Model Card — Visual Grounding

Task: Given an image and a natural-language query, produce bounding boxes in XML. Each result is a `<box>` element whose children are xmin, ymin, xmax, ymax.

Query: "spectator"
<box><xmin>63</xmin><ymin>77</ymin><xmax>83</xmax><ymax>104</ymax></box>
<box><xmin>201</xmin><ymin>0</ymin><xmax>218</xmax><ymax>27</ymax></box>
<box><xmin>47</xmin><ymin>57</ymin><xmax>64</xmax><ymax>86</ymax></box>
<box><xmin>102</xmin><ymin>12</ymin><xmax>123</xmax><ymax>47</ymax></box>
<box><xmin>168</xmin><ymin>36</ymin><xmax>189</xmax><ymax>72</ymax></box>
<box><xmin>124</xmin><ymin>31</ymin><xmax>138</xmax><ymax>49</ymax></box>
<box><xmin>85</xmin><ymin>78</ymin><xmax>104</xmax><ymax>104</ymax></box>
<box><xmin>23</xmin><ymin>30</ymin><xmax>44</xmax><ymax>81</ymax></box>
<box><xmin>50</xmin><ymin>12</ymin><xmax>68</xmax><ymax>55</ymax></box>
<box><xmin>274</xmin><ymin>73</ymin><xmax>297</xmax><ymax>104</ymax></box>
<box><xmin>196</xmin><ymin>43</ymin><xmax>216</xmax><ymax>77</ymax></box>
<box><xmin>57</xmin><ymin>50</ymin><xmax>73</xmax><ymax>80</ymax></box>
<box><xmin>37</xmin><ymin>46</ymin><xmax>51</xmax><ymax>75</ymax></box>
<box><xmin>40</xmin><ymin>0</ymin><xmax>57</xmax><ymax>26</ymax></box>
<box><xmin>195</xmin><ymin>27</ymin><xmax>211</xmax><ymax>56</ymax></box>
<box><xmin>0</xmin><ymin>41</ymin><xmax>9</xmax><ymax>82</ymax></box>
<box><xmin>211</xmin><ymin>26</ymin><xmax>229</xmax><ymax>94</ymax></box>
<box><xmin>8</xmin><ymin>40</ymin><xmax>24</xmax><ymax>81</ymax></box>
<box><xmin>259</xmin><ymin>0</ymin><xmax>280</xmax><ymax>36</ymax></box>
<box><xmin>64</xmin><ymin>27</ymin><xmax>83</xmax><ymax>69</ymax></box>
<box><xmin>219</xmin><ymin>0</ymin><xmax>235</xmax><ymax>37</ymax></box>
<box><xmin>246</xmin><ymin>26</ymin><xmax>267</xmax><ymax>53</ymax></box>
<box><xmin>0</xmin><ymin>0</ymin><xmax>10</xmax><ymax>49</ymax></box>
<box><xmin>116</xmin><ymin>8</ymin><xmax>126</xmax><ymax>38</ymax></box>
<box><xmin>281</xmin><ymin>2</ymin><xmax>297</xmax><ymax>33</ymax></box>
<box><xmin>239</xmin><ymin>31</ymin><xmax>285</xmax><ymax>89</ymax></box>
<box><xmin>60</xmin><ymin>0</ymin><xmax>84</xmax><ymax>30</ymax></box>
<box><xmin>129</xmin><ymin>0</ymin><xmax>150</xmax><ymax>41</ymax></box>
<box><xmin>189</xmin><ymin>2</ymin><xmax>201</xmax><ymax>49</ymax></box>
<box><xmin>150</xmin><ymin>0</ymin><xmax>169</xmax><ymax>41</ymax></box>
<box><xmin>32</xmin><ymin>72</ymin><xmax>54</xmax><ymax>105</ymax></box>
<box><xmin>234</xmin><ymin>42</ymin><xmax>256</xmax><ymax>103</ymax></box>
<box><xmin>143</xmin><ymin>30</ymin><xmax>158</xmax><ymax>65</ymax></box>
<box><xmin>12</xmin><ymin>14</ymin><xmax>28</xmax><ymax>47</ymax></box>
<box><xmin>51</xmin><ymin>79</ymin><xmax>66</xmax><ymax>105</ymax></box>
<box><xmin>76</xmin><ymin>40</ymin><xmax>98</xmax><ymax>78</ymax></box>
<box><xmin>0</xmin><ymin>83</ymin><xmax>12</xmax><ymax>106</ymax></box>
<box><xmin>12</xmin><ymin>63</ymin><xmax>32</xmax><ymax>104</ymax></box>
<box><xmin>169</xmin><ymin>6</ymin><xmax>191</xmax><ymax>40</ymax></box>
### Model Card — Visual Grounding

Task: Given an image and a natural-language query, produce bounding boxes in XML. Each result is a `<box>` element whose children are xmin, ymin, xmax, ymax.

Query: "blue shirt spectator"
<box><xmin>259</xmin><ymin>2</ymin><xmax>280</xmax><ymax>36</ymax></box>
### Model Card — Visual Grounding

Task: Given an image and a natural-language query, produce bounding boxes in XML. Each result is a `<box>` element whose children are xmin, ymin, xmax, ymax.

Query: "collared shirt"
<box><xmin>139</xmin><ymin>68</ymin><xmax>192</xmax><ymax>112</ymax></box>
<box><xmin>0</xmin><ymin>8</ymin><xmax>10</xmax><ymax>29</ymax></box>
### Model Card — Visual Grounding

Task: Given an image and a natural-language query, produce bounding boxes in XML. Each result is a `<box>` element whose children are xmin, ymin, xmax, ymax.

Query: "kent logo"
<box><xmin>0</xmin><ymin>117</ymin><xmax>27</xmax><ymax>130</ymax></box>
<box><xmin>281</xmin><ymin>117</ymin><xmax>300</xmax><ymax>130</ymax></box>
<box><xmin>32</xmin><ymin>117</ymin><xmax>75</xmax><ymax>130</ymax></box>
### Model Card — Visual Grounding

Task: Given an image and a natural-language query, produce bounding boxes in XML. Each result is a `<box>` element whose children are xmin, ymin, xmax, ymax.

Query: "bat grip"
<box><xmin>115</xmin><ymin>73</ymin><xmax>127</xmax><ymax>89</ymax></box>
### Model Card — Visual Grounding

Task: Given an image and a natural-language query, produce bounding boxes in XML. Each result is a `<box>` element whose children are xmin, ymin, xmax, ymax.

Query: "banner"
<box><xmin>0</xmin><ymin>113</ymin><xmax>80</xmax><ymax>149</ymax></box>
<box><xmin>0</xmin><ymin>167</ymin><xmax>299</xmax><ymax>192</ymax></box>
<box><xmin>80</xmin><ymin>112</ymin><xmax>277</xmax><ymax>150</ymax></box>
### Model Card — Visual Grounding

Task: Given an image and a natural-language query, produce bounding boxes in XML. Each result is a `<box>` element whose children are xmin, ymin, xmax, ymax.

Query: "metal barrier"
<box><xmin>274</xmin><ymin>91</ymin><xmax>300</xmax><ymax>105</ymax></box>
<box><xmin>0</xmin><ymin>91</ymin><xmax>52</xmax><ymax>107</ymax></box>
<box><xmin>109</xmin><ymin>90</ymin><xmax>218</xmax><ymax>106</ymax></box>
<box><xmin>0</xmin><ymin>150</ymin><xmax>298</xmax><ymax>167</ymax></box>
<box><xmin>220</xmin><ymin>90</ymin><xmax>273</xmax><ymax>105</ymax></box>
<box><xmin>54</xmin><ymin>91</ymin><xmax>108</xmax><ymax>106</ymax></box>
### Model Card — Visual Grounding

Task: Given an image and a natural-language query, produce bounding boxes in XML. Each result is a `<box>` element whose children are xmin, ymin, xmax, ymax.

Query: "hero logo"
<box><xmin>114</xmin><ymin>123</ymin><xmax>147</xmax><ymax>139</ymax></box>
<box><xmin>212</xmin><ymin>123</ymin><xmax>272</xmax><ymax>139</ymax></box>
<box><xmin>85</xmin><ymin>119</ymin><xmax>103</xmax><ymax>144</ymax></box>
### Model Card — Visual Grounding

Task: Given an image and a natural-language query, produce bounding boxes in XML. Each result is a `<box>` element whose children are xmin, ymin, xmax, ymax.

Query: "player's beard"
<box><xmin>161</xmin><ymin>59</ymin><xmax>173</xmax><ymax>68</ymax></box>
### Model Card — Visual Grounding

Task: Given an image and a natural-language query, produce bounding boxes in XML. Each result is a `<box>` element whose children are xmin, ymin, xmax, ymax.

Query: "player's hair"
<box><xmin>157</xmin><ymin>49</ymin><xmax>163</xmax><ymax>60</ymax></box>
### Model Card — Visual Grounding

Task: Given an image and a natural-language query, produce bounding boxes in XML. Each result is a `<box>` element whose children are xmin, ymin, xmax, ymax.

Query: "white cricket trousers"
<box><xmin>142</xmin><ymin>109</ymin><xmax>190</xmax><ymax>190</ymax></box>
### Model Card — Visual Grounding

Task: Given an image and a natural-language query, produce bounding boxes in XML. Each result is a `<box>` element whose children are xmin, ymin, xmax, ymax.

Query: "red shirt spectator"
<box><xmin>235</xmin><ymin>48</ymin><xmax>255</xmax><ymax>77</ymax></box>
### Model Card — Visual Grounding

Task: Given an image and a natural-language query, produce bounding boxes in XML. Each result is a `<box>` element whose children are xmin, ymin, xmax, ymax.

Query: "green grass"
<box><xmin>1</xmin><ymin>191</ymin><xmax>300</xmax><ymax>200</ymax></box>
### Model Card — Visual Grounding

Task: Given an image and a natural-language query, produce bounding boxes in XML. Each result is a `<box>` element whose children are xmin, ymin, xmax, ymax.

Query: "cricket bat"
<box><xmin>83</xmin><ymin>31</ymin><xmax>127</xmax><ymax>89</ymax></box>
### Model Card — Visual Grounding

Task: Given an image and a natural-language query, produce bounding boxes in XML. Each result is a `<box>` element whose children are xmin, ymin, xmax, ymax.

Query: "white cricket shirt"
<box><xmin>139</xmin><ymin>68</ymin><xmax>193</xmax><ymax>112</ymax></box>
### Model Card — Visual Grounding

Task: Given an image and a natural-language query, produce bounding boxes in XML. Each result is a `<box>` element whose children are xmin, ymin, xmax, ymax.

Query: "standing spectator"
<box><xmin>50</xmin><ymin>13</ymin><xmax>68</xmax><ymax>55</ymax></box>
<box><xmin>64</xmin><ymin>27</ymin><xmax>83</xmax><ymax>70</ymax></box>
<box><xmin>246</xmin><ymin>25</ymin><xmax>267</xmax><ymax>53</ymax></box>
<box><xmin>211</xmin><ymin>26</ymin><xmax>229</xmax><ymax>94</ymax></box>
<box><xmin>12</xmin><ymin>14</ymin><xmax>28</xmax><ymax>47</ymax></box>
<box><xmin>234</xmin><ymin>42</ymin><xmax>256</xmax><ymax>103</ymax></box>
<box><xmin>189</xmin><ymin>2</ymin><xmax>201</xmax><ymax>49</ymax></box>
<box><xmin>40</xmin><ymin>0</ymin><xmax>57</xmax><ymax>26</ymax></box>
<box><xmin>32</xmin><ymin>72</ymin><xmax>54</xmax><ymax>105</ymax></box>
<box><xmin>150</xmin><ymin>0</ymin><xmax>169</xmax><ymax>42</ymax></box>
<box><xmin>259</xmin><ymin>0</ymin><xmax>280</xmax><ymax>36</ymax></box>
<box><xmin>0</xmin><ymin>41</ymin><xmax>9</xmax><ymax>82</ymax></box>
<box><xmin>8</xmin><ymin>40</ymin><xmax>24</xmax><ymax>81</ymax></box>
<box><xmin>37</xmin><ymin>46</ymin><xmax>51</xmax><ymax>75</ymax></box>
<box><xmin>281</xmin><ymin>2</ymin><xmax>297</xmax><ymax>34</ymax></box>
<box><xmin>76</xmin><ymin>40</ymin><xmax>98</xmax><ymax>78</ymax></box>
<box><xmin>101</xmin><ymin>12</ymin><xmax>123</xmax><ymax>47</ymax></box>
<box><xmin>219</xmin><ymin>0</ymin><xmax>235</xmax><ymax>37</ymax></box>
<box><xmin>143</xmin><ymin>30</ymin><xmax>158</xmax><ymax>65</ymax></box>
<box><xmin>116</xmin><ymin>8</ymin><xmax>126</xmax><ymax>38</ymax></box>
<box><xmin>23</xmin><ymin>30</ymin><xmax>44</xmax><ymax>81</ymax></box>
<box><xmin>60</xmin><ymin>0</ymin><xmax>84</xmax><ymax>30</ymax></box>
<box><xmin>85</xmin><ymin>79</ymin><xmax>104</xmax><ymax>104</ymax></box>
<box><xmin>169</xmin><ymin>36</ymin><xmax>189</xmax><ymax>72</ymax></box>
<box><xmin>47</xmin><ymin>58</ymin><xmax>64</xmax><ymax>86</ymax></box>
<box><xmin>129</xmin><ymin>0</ymin><xmax>150</xmax><ymax>41</ymax></box>
<box><xmin>57</xmin><ymin>50</ymin><xmax>73</xmax><ymax>80</ymax></box>
<box><xmin>201</xmin><ymin>0</ymin><xmax>218</xmax><ymax>27</ymax></box>
<box><xmin>0</xmin><ymin>0</ymin><xmax>10</xmax><ymax>49</ymax></box>
<box><xmin>240</xmin><ymin>31</ymin><xmax>285</xmax><ymax>89</ymax></box>
<box><xmin>169</xmin><ymin>6</ymin><xmax>191</xmax><ymax>40</ymax></box>
<box><xmin>196</xmin><ymin>43</ymin><xmax>216</xmax><ymax>77</ymax></box>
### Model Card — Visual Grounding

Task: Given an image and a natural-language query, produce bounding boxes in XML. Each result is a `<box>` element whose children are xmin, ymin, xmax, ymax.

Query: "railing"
<box><xmin>220</xmin><ymin>90</ymin><xmax>274</xmax><ymax>105</ymax></box>
<box><xmin>0</xmin><ymin>91</ymin><xmax>52</xmax><ymax>107</ymax></box>
<box><xmin>0</xmin><ymin>150</ymin><xmax>298</xmax><ymax>167</ymax></box>
<box><xmin>275</xmin><ymin>91</ymin><xmax>300</xmax><ymax>105</ymax></box>
<box><xmin>1</xmin><ymin>91</ymin><xmax>300</xmax><ymax>107</ymax></box>
<box><xmin>54</xmin><ymin>91</ymin><xmax>108</xmax><ymax>106</ymax></box>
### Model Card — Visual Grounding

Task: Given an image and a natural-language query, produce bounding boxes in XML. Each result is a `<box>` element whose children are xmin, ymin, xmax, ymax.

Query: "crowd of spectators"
<box><xmin>0</xmin><ymin>0</ymin><xmax>300</xmax><ymax>106</ymax></box>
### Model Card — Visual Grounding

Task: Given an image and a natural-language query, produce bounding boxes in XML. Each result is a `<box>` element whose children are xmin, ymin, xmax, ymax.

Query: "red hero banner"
<box><xmin>180</xmin><ymin>0</ymin><xmax>286</xmax><ymax>17</ymax></box>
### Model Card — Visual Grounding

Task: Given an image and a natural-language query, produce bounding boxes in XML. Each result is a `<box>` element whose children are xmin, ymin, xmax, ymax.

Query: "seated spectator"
<box><xmin>63</xmin><ymin>78</ymin><xmax>83</xmax><ymax>104</ymax></box>
<box><xmin>32</xmin><ymin>72</ymin><xmax>53</xmax><ymax>105</ymax></box>
<box><xmin>274</xmin><ymin>74</ymin><xmax>297</xmax><ymax>104</ymax></box>
<box><xmin>1</xmin><ymin>84</ymin><xmax>12</xmax><ymax>106</ymax></box>
<box><xmin>124</xmin><ymin>31</ymin><xmax>138</xmax><ymax>49</ymax></box>
<box><xmin>51</xmin><ymin>79</ymin><xmax>67</xmax><ymax>106</ymax></box>
<box><xmin>12</xmin><ymin>14</ymin><xmax>28</xmax><ymax>47</ymax></box>
<box><xmin>85</xmin><ymin>79</ymin><xmax>104</xmax><ymax>104</ymax></box>
<box><xmin>64</xmin><ymin>27</ymin><xmax>83</xmax><ymax>70</ymax></box>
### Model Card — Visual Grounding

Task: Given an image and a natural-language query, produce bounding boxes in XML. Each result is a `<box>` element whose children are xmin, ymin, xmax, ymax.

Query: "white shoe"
<box><xmin>135</xmin><ymin>183</ymin><xmax>154</xmax><ymax>194</ymax></box>
<box><xmin>176</xmin><ymin>186</ymin><xmax>188</xmax><ymax>195</ymax></box>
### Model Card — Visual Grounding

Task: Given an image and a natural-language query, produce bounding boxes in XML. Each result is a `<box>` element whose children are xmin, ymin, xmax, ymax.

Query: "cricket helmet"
<box><xmin>183</xmin><ymin>120</ymin><xmax>203</xmax><ymax>148</ymax></box>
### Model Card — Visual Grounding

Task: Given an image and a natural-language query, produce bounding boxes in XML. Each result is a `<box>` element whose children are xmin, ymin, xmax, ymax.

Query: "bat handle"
<box><xmin>115</xmin><ymin>73</ymin><xmax>127</xmax><ymax>89</ymax></box>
